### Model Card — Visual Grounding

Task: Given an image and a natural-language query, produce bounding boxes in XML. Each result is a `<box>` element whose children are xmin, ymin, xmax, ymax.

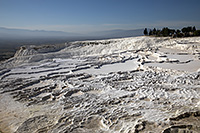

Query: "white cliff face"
<box><xmin>0</xmin><ymin>36</ymin><xmax>200</xmax><ymax>133</ymax></box>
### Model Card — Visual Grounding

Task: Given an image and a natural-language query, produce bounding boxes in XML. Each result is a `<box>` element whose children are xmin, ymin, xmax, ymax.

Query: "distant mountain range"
<box><xmin>0</xmin><ymin>27</ymin><xmax>81</xmax><ymax>39</ymax></box>
<box><xmin>0</xmin><ymin>27</ymin><xmax>143</xmax><ymax>40</ymax></box>
<box><xmin>88</xmin><ymin>29</ymin><xmax>143</xmax><ymax>38</ymax></box>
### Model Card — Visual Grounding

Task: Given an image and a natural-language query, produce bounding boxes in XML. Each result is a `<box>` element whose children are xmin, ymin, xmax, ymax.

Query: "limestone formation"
<box><xmin>0</xmin><ymin>36</ymin><xmax>200</xmax><ymax>132</ymax></box>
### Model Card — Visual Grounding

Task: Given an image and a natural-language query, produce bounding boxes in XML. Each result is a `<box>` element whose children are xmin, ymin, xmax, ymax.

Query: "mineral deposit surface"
<box><xmin>0</xmin><ymin>36</ymin><xmax>200</xmax><ymax>133</ymax></box>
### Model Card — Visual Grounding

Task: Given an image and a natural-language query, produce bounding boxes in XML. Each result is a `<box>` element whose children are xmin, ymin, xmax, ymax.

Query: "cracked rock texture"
<box><xmin>0</xmin><ymin>36</ymin><xmax>200</xmax><ymax>133</ymax></box>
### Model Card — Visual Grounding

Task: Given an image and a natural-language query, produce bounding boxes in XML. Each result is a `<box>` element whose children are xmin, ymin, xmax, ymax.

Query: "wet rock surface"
<box><xmin>0</xmin><ymin>36</ymin><xmax>200</xmax><ymax>133</ymax></box>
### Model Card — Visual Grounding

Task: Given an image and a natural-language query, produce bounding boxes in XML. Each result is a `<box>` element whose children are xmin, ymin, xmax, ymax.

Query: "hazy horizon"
<box><xmin>1</xmin><ymin>0</ymin><xmax>200</xmax><ymax>34</ymax></box>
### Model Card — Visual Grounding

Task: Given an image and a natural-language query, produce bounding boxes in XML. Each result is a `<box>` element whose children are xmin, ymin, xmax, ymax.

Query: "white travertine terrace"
<box><xmin>0</xmin><ymin>36</ymin><xmax>200</xmax><ymax>133</ymax></box>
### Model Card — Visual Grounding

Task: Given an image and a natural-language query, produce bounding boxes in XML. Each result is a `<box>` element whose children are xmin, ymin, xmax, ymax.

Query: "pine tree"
<box><xmin>143</xmin><ymin>28</ymin><xmax>148</xmax><ymax>35</ymax></box>
<box><xmin>161</xmin><ymin>27</ymin><xmax>169</xmax><ymax>37</ymax></box>
<box><xmin>193</xmin><ymin>26</ymin><xmax>196</xmax><ymax>32</ymax></box>
<box><xmin>149</xmin><ymin>29</ymin><xmax>153</xmax><ymax>36</ymax></box>
<box><xmin>153</xmin><ymin>28</ymin><xmax>156</xmax><ymax>35</ymax></box>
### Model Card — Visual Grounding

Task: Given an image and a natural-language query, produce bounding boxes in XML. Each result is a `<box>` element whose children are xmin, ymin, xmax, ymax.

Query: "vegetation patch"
<box><xmin>144</xmin><ymin>26</ymin><xmax>200</xmax><ymax>37</ymax></box>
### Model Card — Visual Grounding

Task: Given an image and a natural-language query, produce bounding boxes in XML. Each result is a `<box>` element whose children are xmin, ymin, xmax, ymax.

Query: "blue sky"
<box><xmin>0</xmin><ymin>0</ymin><xmax>200</xmax><ymax>33</ymax></box>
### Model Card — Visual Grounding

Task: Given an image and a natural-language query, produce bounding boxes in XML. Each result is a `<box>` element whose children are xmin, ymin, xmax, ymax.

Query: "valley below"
<box><xmin>0</xmin><ymin>36</ymin><xmax>200</xmax><ymax>133</ymax></box>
